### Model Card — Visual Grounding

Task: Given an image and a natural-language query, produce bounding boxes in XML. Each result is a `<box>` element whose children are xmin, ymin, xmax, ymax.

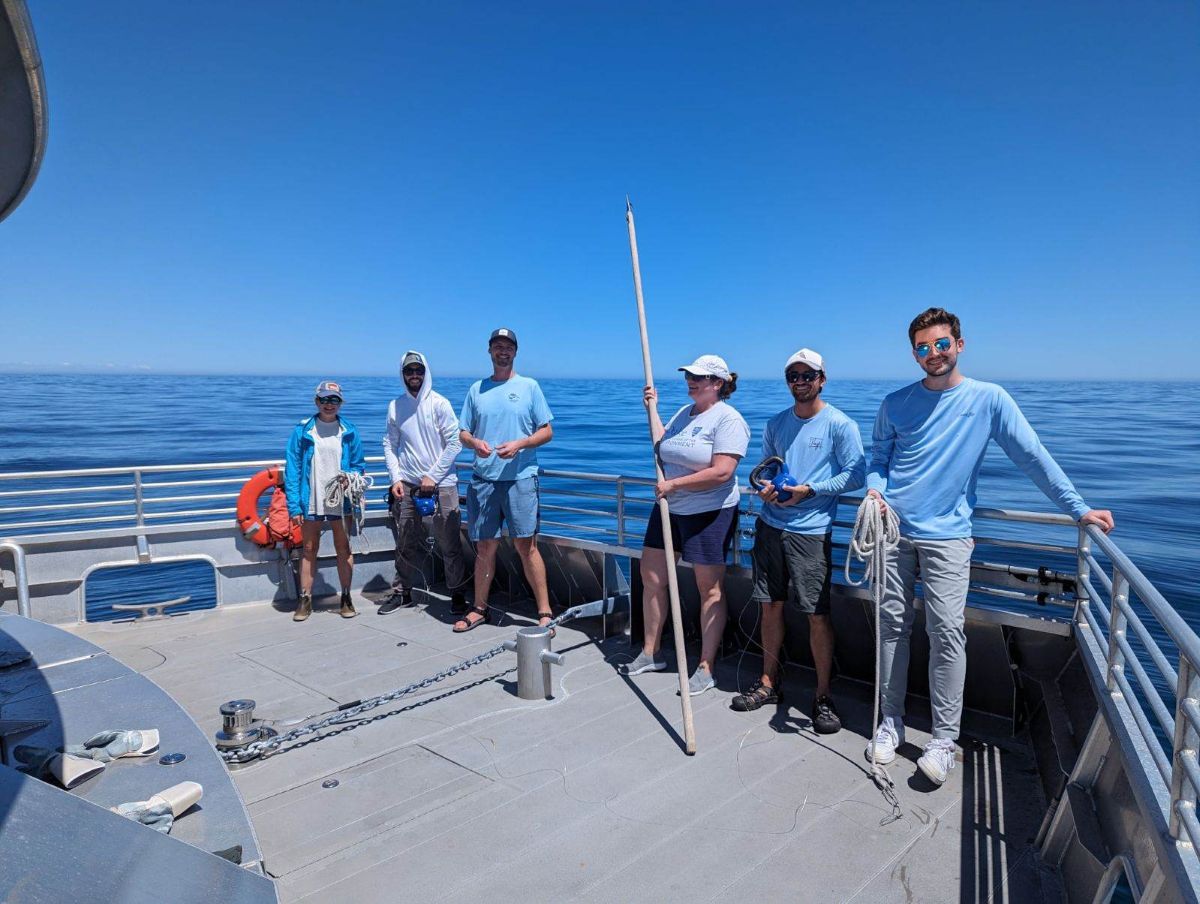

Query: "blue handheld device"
<box><xmin>413</xmin><ymin>494</ymin><xmax>438</xmax><ymax>517</ymax></box>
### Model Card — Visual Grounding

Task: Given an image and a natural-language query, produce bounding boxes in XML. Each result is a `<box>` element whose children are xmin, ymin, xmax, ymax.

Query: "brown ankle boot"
<box><xmin>294</xmin><ymin>593</ymin><xmax>312</xmax><ymax>622</ymax></box>
<box><xmin>339</xmin><ymin>590</ymin><xmax>357</xmax><ymax>618</ymax></box>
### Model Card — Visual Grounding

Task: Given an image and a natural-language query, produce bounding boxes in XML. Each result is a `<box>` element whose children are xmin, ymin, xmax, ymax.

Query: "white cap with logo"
<box><xmin>678</xmin><ymin>354</ymin><xmax>731</xmax><ymax>381</ymax></box>
<box><xmin>785</xmin><ymin>348</ymin><xmax>825</xmax><ymax>374</ymax></box>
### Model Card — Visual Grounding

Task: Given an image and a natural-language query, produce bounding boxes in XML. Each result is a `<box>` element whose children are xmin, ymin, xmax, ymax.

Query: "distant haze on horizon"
<box><xmin>2</xmin><ymin>2</ymin><xmax>1197</xmax><ymax>380</ymax></box>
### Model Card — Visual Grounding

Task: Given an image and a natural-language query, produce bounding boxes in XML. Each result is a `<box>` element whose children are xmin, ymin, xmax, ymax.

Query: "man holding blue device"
<box><xmin>865</xmin><ymin>307</ymin><xmax>1114</xmax><ymax>785</ymax></box>
<box><xmin>734</xmin><ymin>349</ymin><xmax>865</xmax><ymax>734</ymax></box>
<box><xmin>381</xmin><ymin>351</ymin><xmax>469</xmax><ymax>615</ymax></box>
<box><xmin>454</xmin><ymin>328</ymin><xmax>555</xmax><ymax>633</ymax></box>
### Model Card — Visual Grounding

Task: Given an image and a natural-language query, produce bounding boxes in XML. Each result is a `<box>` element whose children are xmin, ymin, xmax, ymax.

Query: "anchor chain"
<box><xmin>220</xmin><ymin>605</ymin><xmax>587</xmax><ymax>764</ymax></box>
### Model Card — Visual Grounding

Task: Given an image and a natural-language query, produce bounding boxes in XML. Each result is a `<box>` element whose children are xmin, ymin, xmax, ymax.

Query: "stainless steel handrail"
<box><xmin>1</xmin><ymin>455</ymin><xmax>1196</xmax><ymax>860</ymax></box>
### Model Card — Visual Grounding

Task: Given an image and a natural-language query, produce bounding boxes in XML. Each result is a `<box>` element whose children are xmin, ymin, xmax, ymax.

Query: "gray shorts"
<box><xmin>750</xmin><ymin>522</ymin><xmax>832</xmax><ymax>615</ymax></box>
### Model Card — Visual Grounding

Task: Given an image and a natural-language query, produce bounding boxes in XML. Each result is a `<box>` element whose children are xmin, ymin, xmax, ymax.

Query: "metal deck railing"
<box><xmin>0</xmin><ymin>457</ymin><xmax>1197</xmax><ymax>886</ymax></box>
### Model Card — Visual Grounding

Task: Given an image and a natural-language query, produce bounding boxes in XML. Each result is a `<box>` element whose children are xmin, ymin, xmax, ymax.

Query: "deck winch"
<box><xmin>214</xmin><ymin>699</ymin><xmax>276</xmax><ymax>767</ymax></box>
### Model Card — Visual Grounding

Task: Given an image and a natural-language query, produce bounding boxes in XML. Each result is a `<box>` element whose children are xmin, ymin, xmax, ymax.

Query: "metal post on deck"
<box><xmin>1107</xmin><ymin>568</ymin><xmax>1129</xmax><ymax>693</ymax></box>
<box><xmin>503</xmin><ymin>625</ymin><xmax>566</xmax><ymax>700</ymax></box>
<box><xmin>1169</xmin><ymin>657</ymin><xmax>1200</xmax><ymax>843</ymax></box>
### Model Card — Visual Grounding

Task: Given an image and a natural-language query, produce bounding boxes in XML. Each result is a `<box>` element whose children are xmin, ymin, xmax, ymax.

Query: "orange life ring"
<box><xmin>236</xmin><ymin>467</ymin><xmax>302</xmax><ymax>547</ymax></box>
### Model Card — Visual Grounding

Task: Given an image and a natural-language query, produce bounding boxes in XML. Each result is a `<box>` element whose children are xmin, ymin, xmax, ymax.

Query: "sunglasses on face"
<box><xmin>683</xmin><ymin>373</ymin><xmax>716</xmax><ymax>383</ymax></box>
<box><xmin>316</xmin><ymin>396</ymin><xmax>342</xmax><ymax>405</ymax></box>
<box><xmin>785</xmin><ymin>369</ymin><xmax>822</xmax><ymax>384</ymax></box>
<box><xmin>914</xmin><ymin>337</ymin><xmax>955</xmax><ymax>358</ymax></box>
<box><xmin>402</xmin><ymin>367</ymin><xmax>425</xmax><ymax>376</ymax></box>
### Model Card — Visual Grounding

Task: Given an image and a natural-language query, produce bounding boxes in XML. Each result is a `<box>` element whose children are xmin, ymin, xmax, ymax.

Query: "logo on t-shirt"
<box><xmin>691</xmin><ymin>427</ymin><xmax>703</xmax><ymax>436</ymax></box>
<box><xmin>507</xmin><ymin>392</ymin><xmax>520</xmax><ymax>402</ymax></box>
<box><xmin>809</xmin><ymin>437</ymin><xmax>823</xmax><ymax>449</ymax></box>
<box><xmin>959</xmin><ymin>410</ymin><xmax>975</xmax><ymax>418</ymax></box>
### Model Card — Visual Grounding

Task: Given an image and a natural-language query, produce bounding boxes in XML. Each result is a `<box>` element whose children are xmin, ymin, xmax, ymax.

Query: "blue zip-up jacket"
<box><xmin>284</xmin><ymin>415</ymin><xmax>366</xmax><ymax>518</ymax></box>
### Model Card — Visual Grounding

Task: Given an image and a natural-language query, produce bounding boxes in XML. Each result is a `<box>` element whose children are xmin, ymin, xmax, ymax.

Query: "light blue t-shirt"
<box><xmin>866</xmin><ymin>378</ymin><xmax>1089</xmax><ymax>539</ymax></box>
<box><xmin>657</xmin><ymin>401</ymin><xmax>750</xmax><ymax>515</ymax></box>
<box><xmin>757</xmin><ymin>404</ymin><xmax>866</xmax><ymax>535</ymax></box>
<box><xmin>459</xmin><ymin>374</ymin><xmax>554</xmax><ymax>481</ymax></box>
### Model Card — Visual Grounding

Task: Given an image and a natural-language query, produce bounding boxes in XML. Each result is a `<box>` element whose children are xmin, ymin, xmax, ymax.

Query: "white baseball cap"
<box><xmin>678</xmin><ymin>354</ymin><xmax>731</xmax><ymax>381</ymax></box>
<box><xmin>785</xmin><ymin>348</ymin><xmax>825</xmax><ymax>374</ymax></box>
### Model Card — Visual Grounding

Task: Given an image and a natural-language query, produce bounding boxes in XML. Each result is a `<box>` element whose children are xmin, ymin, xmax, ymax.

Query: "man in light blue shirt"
<box><xmin>453</xmin><ymin>328</ymin><xmax>555</xmax><ymax>633</ymax></box>
<box><xmin>865</xmin><ymin>308</ymin><xmax>1114</xmax><ymax>786</ymax></box>
<box><xmin>735</xmin><ymin>349</ymin><xmax>865</xmax><ymax>735</ymax></box>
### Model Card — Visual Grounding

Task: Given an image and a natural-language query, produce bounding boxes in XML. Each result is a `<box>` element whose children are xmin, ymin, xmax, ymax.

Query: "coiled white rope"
<box><xmin>323</xmin><ymin>471</ymin><xmax>374</xmax><ymax>538</ymax></box>
<box><xmin>844</xmin><ymin>493</ymin><xmax>903</xmax><ymax>824</ymax></box>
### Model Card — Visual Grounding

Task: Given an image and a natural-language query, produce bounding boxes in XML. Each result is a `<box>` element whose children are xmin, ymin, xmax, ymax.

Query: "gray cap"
<box><xmin>489</xmin><ymin>327</ymin><xmax>518</xmax><ymax>347</ymax></box>
<box><xmin>401</xmin><ymin>352</ymin><xmax>424</xmax><ymax>369</ymax></box>
<box><xmin>314</xmin><ymin>380</ymin><xmax>344</xmax><ymax>400</ymax></box>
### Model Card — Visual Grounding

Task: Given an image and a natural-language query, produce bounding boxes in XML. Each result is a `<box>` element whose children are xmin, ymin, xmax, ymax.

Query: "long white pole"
<box><xmin>625</xmin><ymin>198</ymin><xmax>697</xmax><ymax>756</ymax></box>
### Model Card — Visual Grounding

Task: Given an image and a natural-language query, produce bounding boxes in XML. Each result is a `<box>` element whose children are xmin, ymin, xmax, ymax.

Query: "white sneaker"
<box><xmin>864</xmin><ymin>716</ymin><xmax>904</xmax><ymax>764</ymax></box>
<box><xmin>918</xmin><ymin>739</ymin><xmax>956</xmax><ymax>785</ymax></box>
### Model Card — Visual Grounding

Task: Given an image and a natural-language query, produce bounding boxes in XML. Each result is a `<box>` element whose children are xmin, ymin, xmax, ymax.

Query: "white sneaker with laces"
<box><xmin>864</xmin><ymin>716</ymin><xmax>904</xmax><ymax>764</ymax></box>
<box><xmin>917</xmin><ymin>738</ymin><xmax>956</xmax><ymax>785</ymax></box>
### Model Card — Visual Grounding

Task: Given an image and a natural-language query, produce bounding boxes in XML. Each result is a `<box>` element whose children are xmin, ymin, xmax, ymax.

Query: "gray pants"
<box><xmin>878</xmin><ymin>536</ymin><xmax>973</xmax><ymax>740</ymax></box>
<box><xmin>389</xmin><ymin>484</ymin><xmax>469</xmax><ymax>594</ymax></box>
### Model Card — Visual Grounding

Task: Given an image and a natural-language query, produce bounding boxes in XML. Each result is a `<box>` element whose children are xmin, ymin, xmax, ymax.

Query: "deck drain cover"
<box><xmin>322</xmin><ymin>779</ymin><xmax>339</xmax><ymax>789</ymax></box>
<box><xmin>159</xmin><ymin>752</ymin><xmax>186</xmax><ymax>765</ymax></box>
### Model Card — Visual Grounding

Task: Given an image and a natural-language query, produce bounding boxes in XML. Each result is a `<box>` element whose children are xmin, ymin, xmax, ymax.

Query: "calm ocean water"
<box><xmin>2</xmin><ymin>373</ymin><xmax>1197</xmax><ymax>630</ymax></box>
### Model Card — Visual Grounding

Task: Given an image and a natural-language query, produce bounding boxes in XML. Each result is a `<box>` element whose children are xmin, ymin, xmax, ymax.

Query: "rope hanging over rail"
<box><xmin>845</xmin><ymin>494</ymin><xmax>903</xmax><ymax>825</ymax></box>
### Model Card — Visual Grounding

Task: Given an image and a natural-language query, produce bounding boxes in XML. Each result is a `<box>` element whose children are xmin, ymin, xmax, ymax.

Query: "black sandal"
<box><xmin>453</xmin><ymin>606</ymin><xmax>489</xmax><ymax>633</ymax></box>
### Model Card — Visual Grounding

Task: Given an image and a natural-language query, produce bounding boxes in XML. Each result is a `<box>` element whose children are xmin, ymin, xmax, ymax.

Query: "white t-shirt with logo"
<box><xmin>309</xmin><ymin>417</ymin><xmax>344</xmax><ymax>516</ymax></box>
<box><xmin>657</xmin><ymin>401</ymin><xmax>750</xmax><ymax>515</ymax></box>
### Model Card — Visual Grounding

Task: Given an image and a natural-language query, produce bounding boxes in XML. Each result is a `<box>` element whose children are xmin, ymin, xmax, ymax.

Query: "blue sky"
<box><xmin>2</xmin><ymin>1</ymin><xmax>1197</xmax><ymax>380</ymax></box>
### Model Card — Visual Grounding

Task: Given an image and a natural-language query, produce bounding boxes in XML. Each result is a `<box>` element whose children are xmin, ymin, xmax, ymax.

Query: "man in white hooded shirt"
<box><xmin>380</xmin><ymin>351</ymin><xmax>469</xmax><ymax>614</ymax></box>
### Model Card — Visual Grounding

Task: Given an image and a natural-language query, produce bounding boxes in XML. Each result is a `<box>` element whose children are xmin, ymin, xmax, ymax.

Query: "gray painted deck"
<box><xmin>72</xmin><ymin>592</ymin><xmax>1063</xmax><ymax>903</ymax></box>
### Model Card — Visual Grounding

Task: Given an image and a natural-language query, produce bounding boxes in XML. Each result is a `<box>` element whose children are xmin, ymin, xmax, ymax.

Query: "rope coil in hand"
<box><xmin>323</xmin><ymin>471</ymin><xmax>373</xmax><ymax>536</ymax></box>
<box><xmin>844</xmin><ymin>493</ymin><xmax>903</xmax><ymax>824</ymax></box>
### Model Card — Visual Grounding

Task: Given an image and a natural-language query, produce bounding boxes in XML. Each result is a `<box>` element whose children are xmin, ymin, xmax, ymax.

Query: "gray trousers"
<box><xmin>878</xmin><ymin>536</ymin><xmax>973</xmax><ymax>740</ymax></box>
<box><xmin>389</xmin><ymin>484</ymin><xmax>469</xmax><ymax>594</ymax></box>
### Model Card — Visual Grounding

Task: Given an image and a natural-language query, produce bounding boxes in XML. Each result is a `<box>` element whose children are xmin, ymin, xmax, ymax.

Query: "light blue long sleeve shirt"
<box><xmin>758</xmin><ymin>404</ymin><xmax>865</xmax><ymax>535</ymax></box>
<box><xmin>866</xmin><ymin>378</ymin><xmax>1089</xmax><ymax>539</ymax></box>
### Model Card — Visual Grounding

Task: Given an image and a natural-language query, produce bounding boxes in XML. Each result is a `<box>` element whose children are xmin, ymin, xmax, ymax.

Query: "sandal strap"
<box><xmin>469</xmin><ymin>606</ymin><xmax>488</xmax><ymax>618</ymax></box>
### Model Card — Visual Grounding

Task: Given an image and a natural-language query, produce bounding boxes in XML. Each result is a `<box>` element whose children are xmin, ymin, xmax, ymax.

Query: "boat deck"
<box><xmin>71</xmin><ymin>593</ymin><xmax>1063</xmax><ymax>904</ymax></box>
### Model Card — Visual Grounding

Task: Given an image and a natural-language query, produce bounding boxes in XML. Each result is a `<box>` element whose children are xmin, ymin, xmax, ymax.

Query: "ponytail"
<box><xmin>718</xmin><ymin>372</ymin><xmax>738</xmax><ymax>400</ymax></box>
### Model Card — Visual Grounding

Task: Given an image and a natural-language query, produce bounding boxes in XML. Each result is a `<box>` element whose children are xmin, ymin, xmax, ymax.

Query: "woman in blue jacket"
<box><xmin>284</xmin><ymin>380</ymin><xmax>366</xmax><ymax>622</ymax></box>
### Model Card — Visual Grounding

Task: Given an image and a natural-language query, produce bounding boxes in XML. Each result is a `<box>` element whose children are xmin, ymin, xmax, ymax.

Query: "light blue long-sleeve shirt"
<box><xmin>758</xmin><ymin>404</ymin><xmax>865</xmax><ymax>535</ymax></box>
<box><xmin>866</xmin><ymin>378</ymin><xmax>1089</xmax><ymax>539</ymax></box>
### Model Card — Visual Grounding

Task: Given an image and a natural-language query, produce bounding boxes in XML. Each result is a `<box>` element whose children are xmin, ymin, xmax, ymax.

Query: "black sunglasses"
<box><xmin>316</xmin><ymin>396</ymin><xmax>342</xmax><ymax>405</ymax></box>
<box><xmin>785</xmin><ymin>369</ymin><xmax>822</xmax><ymax>384</ymax></box>
<box><xmin>402</xmin><ymin>366</ymin><xmax>426</xmax><ymax>375</ymax></box>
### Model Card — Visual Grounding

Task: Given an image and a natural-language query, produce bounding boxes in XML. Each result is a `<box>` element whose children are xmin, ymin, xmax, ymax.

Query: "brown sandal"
<box><xmin>453</xmin><ymin>606</ymin><xmax>490</xmax><ymax>633</ymax></box>
<box><xmin>537</xmin><ymin>611</ymin><xmax>555</xmax><ymax>637</ymax></box>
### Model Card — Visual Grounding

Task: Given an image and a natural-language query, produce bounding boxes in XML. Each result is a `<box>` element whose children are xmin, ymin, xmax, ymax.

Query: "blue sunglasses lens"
<box><xmin>916</xmin><ymin>338</ymin><xmax>954</xmax><ymax>358</ymax></box>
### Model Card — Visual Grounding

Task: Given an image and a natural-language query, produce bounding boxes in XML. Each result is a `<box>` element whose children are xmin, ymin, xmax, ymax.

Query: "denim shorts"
<box><xmin>467</xmin><ymin>476</ymin><xmax>540</xmax><ymax>540</ymax></box>
<box><xmin>642</xmin><ymin>505</ymin><xmax>737</xmax><ymax>566</ymax></box>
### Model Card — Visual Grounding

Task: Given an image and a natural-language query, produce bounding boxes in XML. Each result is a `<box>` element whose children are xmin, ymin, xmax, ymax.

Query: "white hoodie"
<box><xmin>382</xmin><ymin>351</ymin><xmax>462</xmax><ymax>487</ymax></box>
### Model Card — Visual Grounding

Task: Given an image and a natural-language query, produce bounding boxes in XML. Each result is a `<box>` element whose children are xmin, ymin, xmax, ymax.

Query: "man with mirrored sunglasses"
<box><xmin>381</xmin><ymin>351</ymin><xmax>469</xmax><ymax>615</ymax></box>
<box><xmin>735</xmin><ymin>349</ymin><xmax>865</xmax><ymax>734</ymax></box>
<box><xmin>865</xmin><ymin>307</ymin><xmax>1114</xmax><ymax>787</ymax></box>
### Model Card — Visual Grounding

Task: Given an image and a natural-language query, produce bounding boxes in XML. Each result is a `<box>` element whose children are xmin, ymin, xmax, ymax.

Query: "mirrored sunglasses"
<box><xmin>914</xmin><ymin>337</ymin><xmax>954</xmax><ymax>358</ymax></box>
